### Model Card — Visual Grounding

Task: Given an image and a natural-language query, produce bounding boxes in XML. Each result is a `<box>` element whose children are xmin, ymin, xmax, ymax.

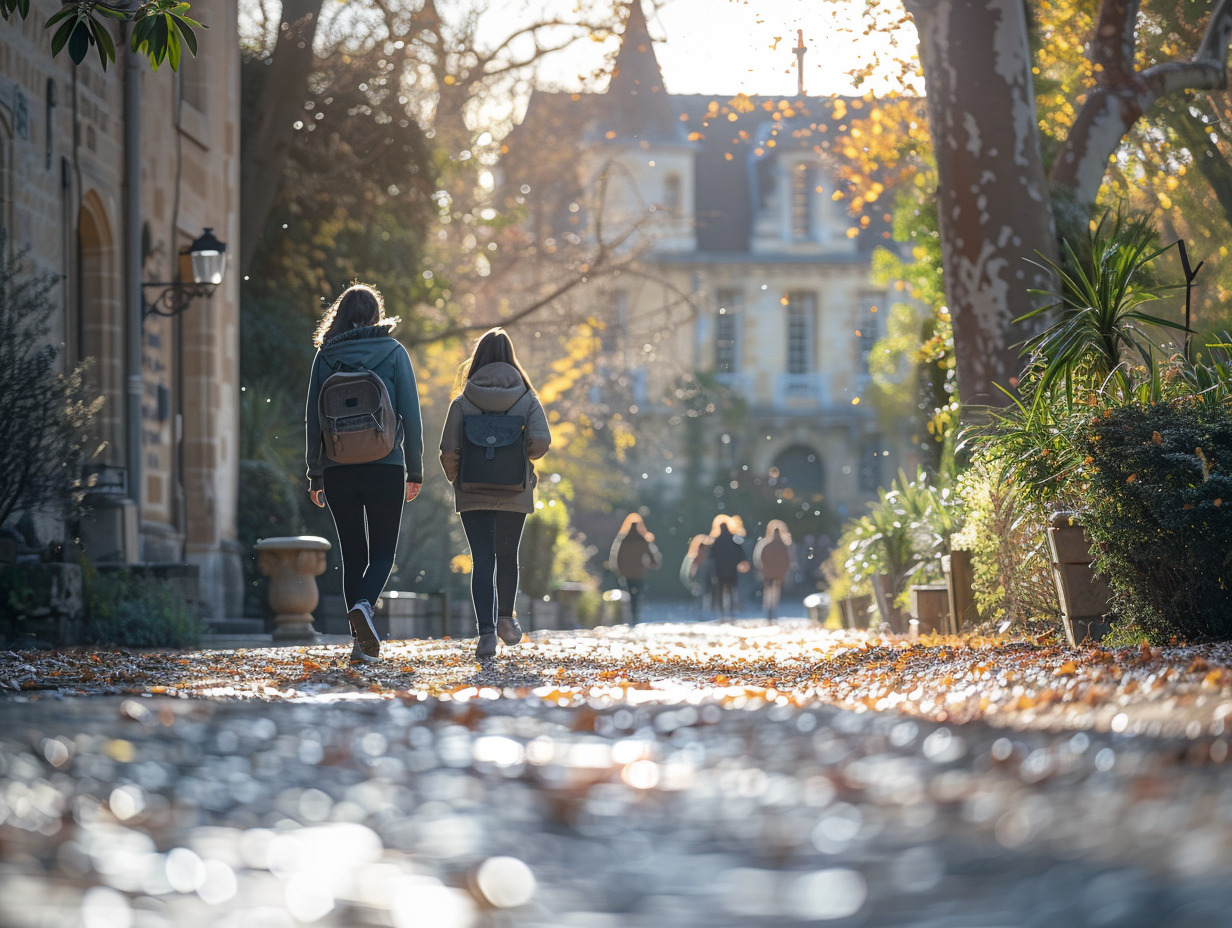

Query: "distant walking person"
<box><xmin>305</xmin><ymin>283</ymin><xmax>423</xmax><ymax>664</ymax></box>
<box><xmin>440</xmin><ymin>328</ymin><xmax>551</xmax><ymax>659</ymax></box>
<box><xmin>609</xmin><ymin>513</ymin><xmax>662</xmax><ymax>624</ymax></box>
<box><xmin>709</xmin><ymin>514</ymin><xmax>750</xmax><ymax>619</ymax></box>
<box><xmin>753</xmin><ymin>520</ymin><xmax>793</xmax><ymax>620</ymax></box>
<box><xmin>680</xmin><ymin>533</ymin><xmax>713</xmax><ymax>616</ymax></box>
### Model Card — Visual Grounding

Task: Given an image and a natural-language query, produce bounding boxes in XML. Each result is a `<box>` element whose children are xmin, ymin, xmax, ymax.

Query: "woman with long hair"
<box><xmin>679</xmin><ymin>533</ymin><xmax>713</xmax><ymax>616</ymax></box>
<box><xmin>608</xmin><ymin>512</ymin><xmax>662</xmax><ymax>624</ymax></box>
<box><xmin>439</xmin><ymin>328</ymin><xmax>551</xmax><ymax>658</ymax></box>
<box><xmin>305</xmin><ymin>283</ymin><xmax>423</xmax><ymax>664</ymax></box>
<box><xmin>753</xmin><ymin>519</ymin><xmax>793</xmax><ymax>620</ymax></box>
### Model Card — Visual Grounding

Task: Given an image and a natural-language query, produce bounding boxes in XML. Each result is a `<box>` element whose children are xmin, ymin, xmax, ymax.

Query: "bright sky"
<box><xmin>649</xmin><ymin>0</ymin><xmax>916</xmax><ymax>97</ymax></box>
<box><xmin>519</xmin><ymin>0</ymin><xmax>919</xmax><ymax>99</ymax></box>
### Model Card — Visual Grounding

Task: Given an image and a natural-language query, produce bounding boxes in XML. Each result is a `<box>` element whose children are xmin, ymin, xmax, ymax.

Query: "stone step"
<box><xmin>205</xmin><ymin>617</ymin><xmax>266</xmax><ymax>635</ymax></box>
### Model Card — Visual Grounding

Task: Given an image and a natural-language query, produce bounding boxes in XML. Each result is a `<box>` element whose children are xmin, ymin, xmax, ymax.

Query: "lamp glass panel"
<box><xmin>190</xmin><ymin>250</ymin><xmax>225</xmax><ymax>285</ymax></box>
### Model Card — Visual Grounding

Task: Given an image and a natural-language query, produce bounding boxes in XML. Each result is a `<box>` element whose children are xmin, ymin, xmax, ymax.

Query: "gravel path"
<box><xmin>2</xmin><ymin>621</ymin><xmax>1232</xmax><ymax>926</ymax></box>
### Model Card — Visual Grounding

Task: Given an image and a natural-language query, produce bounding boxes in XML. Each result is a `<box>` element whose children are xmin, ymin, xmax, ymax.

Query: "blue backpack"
<box><xmin>458</xmin><ymin>393</ymin><xmax>528</xmax><ymax>493</ymax></box>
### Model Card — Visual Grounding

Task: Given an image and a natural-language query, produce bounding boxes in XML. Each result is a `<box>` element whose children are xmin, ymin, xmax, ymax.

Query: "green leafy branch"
<box><xmin>3</xmin><ymin>0</ymin><xmax>201</xmax><ymax>71</ymax></box>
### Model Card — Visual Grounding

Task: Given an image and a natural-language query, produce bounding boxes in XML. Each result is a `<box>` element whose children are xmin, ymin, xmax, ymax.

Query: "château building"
<box><xmin>505</xmin><ymin>0</ymin><xmax>920</xmax><ymax>554</ymax></box>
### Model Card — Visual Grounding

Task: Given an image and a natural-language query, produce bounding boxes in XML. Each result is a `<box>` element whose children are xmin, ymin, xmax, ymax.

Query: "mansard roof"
<box><xmin>509</xmin><ymin>87</ymin><xmax>906</xmax><ymax>255</ymax></box>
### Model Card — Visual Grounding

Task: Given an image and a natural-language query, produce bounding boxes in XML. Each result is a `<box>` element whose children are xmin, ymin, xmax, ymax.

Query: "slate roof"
<box><xmin>506</xmin><ymin>1</ymin><xmax>899</xmax><ymax>257</ymax></box>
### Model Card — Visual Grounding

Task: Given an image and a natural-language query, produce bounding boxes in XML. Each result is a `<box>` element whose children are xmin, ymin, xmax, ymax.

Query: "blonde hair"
<box><xmin>685</xmin><ymin>533</ymin><xmax>712</xmax><ymax>560</ymax></box>
<box><xmin>617</xmin><ymin>512</ymin><xmax>654</xmax><ymax>543</ymax></box>
<box><xmin>312</xmin><ymin>283</ymin><xmax>398</xmax><ymax>347</ymax></box>
<box><xmin>762</xmin><ymin>519</ymin><xmax>792</xmax><ymax>545</ymax></box>
<box><xmin>709</xmin><ymin>513</ymin><xmax>746</xmax><ymax>538</ymax></box>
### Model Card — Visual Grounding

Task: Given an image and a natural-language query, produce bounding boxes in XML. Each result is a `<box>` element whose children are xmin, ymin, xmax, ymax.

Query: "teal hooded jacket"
<box><xmin>305</xmin><ymin>325</ymin><xmax>424</xmax><ymax>490</ymax></box>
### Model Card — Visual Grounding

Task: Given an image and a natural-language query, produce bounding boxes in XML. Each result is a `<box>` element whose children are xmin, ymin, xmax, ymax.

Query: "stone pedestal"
<box><xmin>255</xmin><ymin>536</ymin><xmax>331</xmax><ymax>641</ymax></box>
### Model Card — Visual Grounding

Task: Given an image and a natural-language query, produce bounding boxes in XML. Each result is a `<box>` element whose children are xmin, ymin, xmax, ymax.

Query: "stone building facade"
<box><xmin>508</xmin><ymin>1</ymin><xmax>920</xmax><ymax>539</ymax></box>
<box><xmin>0</xmin><ymin>0</ymin><xmax>242</xmax><ymax>617</ymax></box>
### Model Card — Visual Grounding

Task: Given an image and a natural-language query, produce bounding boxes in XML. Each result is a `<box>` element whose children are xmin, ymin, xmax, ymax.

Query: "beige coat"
<box><xmin>439</xmin><ymin>362</ymin><xmax>551</xmax><ymax>513</ymax></box>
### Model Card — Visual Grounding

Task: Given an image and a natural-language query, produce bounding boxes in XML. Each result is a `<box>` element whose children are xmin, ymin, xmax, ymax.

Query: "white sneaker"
<box><xmin>347</xmin><ymin>599</ymin><xmax>380</xmax><ymax>662</ymax></box>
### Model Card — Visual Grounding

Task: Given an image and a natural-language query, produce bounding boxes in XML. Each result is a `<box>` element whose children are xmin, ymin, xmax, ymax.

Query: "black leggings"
<box><xmin>460</xmin><ymin>509</ymin><xmax>526</xmax><ymax>635</ymax></box>
<box><xmin>323</xmin><ymin>463</ymin><xmax>405</xmax><ymax>609</ymax></box>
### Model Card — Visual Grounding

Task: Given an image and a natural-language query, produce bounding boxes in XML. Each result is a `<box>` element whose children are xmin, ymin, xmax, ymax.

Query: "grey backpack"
<box><xmin>318</xmin><ymin>362</ymin><xmax>397</xmax><ymax>464</ymax></box>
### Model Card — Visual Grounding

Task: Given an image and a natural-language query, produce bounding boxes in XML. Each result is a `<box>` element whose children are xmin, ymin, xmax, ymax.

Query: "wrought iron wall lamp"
<box><xmin>141</xmin><ymin>227</ymin><xmax>227</xmax><ymax>318</ymax></box>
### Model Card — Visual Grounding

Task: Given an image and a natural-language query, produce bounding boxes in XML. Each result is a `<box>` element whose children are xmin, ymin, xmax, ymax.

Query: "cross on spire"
<box><xmin>793</xmin><ymin>29</ymin><xmax>807</xmax><ymax>97</ymax></box>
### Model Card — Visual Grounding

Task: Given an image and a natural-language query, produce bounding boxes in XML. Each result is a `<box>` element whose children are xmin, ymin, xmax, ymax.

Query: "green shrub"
<box><xmin>82</xmin><ymin>568</ymin><xmax>207</xmax><ymax>648</ymax></box>
<box><xmin>236</xmin><ymin>458</ymin><xmax>301</xmax><ymax>618</ymax></box>
<box><xmin>0</xmin><ymin>562</ymin><xmax>83</xmax><ymax>646</ymax></box>
<box><xmin>952</xmin><ymin>453</ymin><xmax>1058</xmax><ymax>633</ymax></box>
<box><xmin>1081</xmin><ymin>400</ymin><xmax>1232</xmax><ymax>643</ymax></box>
<box><xmin>520</xmin><ymin>490</ymin><xmax>597</xmax><ymax>604</ymax></box>
<box><xmin>0</xmin><ymin>237</ymin><xmax>102</xmax><ymax>529</ymax></box>
<box><xmin>838</xmin><ymin>469</ymin><xmax>960</xmax><ymax>613</ymax></box>
<box><xmin>574</xmin><ymin>590</ymin><xmax>603</xmax><ymax>627</ymax></box>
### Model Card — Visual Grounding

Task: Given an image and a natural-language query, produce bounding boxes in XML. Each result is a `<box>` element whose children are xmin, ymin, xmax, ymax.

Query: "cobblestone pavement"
<box><xmin>3</xmin><ymin>621</ymin><xmax>1232</xmax><ymax>927</ymax></box>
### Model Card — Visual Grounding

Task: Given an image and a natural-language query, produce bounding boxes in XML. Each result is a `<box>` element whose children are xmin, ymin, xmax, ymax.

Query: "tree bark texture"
<box><xmin>906</xmin><ymin>0</ymin><xmax>1057</xmax><ymax>409</ymax></box>
<box><xmin>238</xmin><ymin>0</ymin><xmax>323</xmax><ymax>276</ymax></box>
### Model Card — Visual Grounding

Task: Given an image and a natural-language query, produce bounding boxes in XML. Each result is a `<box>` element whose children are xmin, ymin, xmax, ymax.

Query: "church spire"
<box><xmin>598</xmin><ymin>0</ymin><xmax>683</xmax><ymax>144</ymax></box>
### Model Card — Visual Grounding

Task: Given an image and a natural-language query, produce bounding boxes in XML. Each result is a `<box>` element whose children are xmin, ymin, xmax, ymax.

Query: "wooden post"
<box><xmin>942</xmin><ymin>550</ymin><xmax>978</xmax><ymax>635</ymax></box>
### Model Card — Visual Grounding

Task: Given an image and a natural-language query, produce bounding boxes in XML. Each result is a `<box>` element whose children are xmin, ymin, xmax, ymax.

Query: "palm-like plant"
<box><xmin>1018</xmin><ymin>211</ymin><xmax>1188</xmax><ymax>410</ymax></box>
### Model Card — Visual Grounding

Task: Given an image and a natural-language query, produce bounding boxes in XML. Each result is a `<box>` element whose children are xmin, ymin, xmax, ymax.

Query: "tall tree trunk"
<box><xmin>238</xmin><ymin>0</ymin><xmax>323</xmax><ymax>276</ymax></box>
<box><xmin>905</xmin><ymin>0</ymin><xmax>1057</xmax><ymax>411</ymax></box>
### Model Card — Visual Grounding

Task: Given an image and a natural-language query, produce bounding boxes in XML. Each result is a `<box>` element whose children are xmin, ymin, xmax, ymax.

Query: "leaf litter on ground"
<box><xmin>3</xmin><ymin>620</ymin><xmax>1232</xmax><ymax>741</ymax></box>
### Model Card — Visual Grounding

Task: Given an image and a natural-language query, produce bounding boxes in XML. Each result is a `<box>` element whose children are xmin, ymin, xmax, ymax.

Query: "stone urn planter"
<box><xmin>255</xmin><ymin>536</ymin><xmax>331</xmax><ymax>641</ymax></box>
<box><xmin>1046</xmin><ymin>512</ymin><xmax>1113</xmax><ymax>646</ymax></box>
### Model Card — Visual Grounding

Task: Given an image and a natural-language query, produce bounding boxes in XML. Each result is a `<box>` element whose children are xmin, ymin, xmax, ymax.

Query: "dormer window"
<box><xmin>790</xmin><ymin>163</ymin><xmax>814</xmax><ymax>241</ymax></box>
<box><xmin>664</xmin><ymin>173</ymin><xmax>682</xmax><ymax>212</ymax></box>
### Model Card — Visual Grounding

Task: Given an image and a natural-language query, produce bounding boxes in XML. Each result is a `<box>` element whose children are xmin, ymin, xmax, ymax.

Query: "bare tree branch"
<box><xmin>1050</xmin><ymin>0</ymin><xmax>1232</xmax><ymax>209</ymax></box>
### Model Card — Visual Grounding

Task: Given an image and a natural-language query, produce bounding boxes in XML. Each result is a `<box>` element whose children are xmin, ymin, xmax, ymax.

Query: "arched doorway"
<box><xmin>77</xmin><ymin>192</ymin><xmax>123</xmax><ymax>468</ymax></box>
<box><xmin>769</xmin><ymin>444</ymin><xmax>825</xmax><ymax>499</ymax></box>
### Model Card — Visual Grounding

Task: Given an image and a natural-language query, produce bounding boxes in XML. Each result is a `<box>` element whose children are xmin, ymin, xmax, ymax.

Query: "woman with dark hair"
<box><xmin>305</xmin><ymin>283</ymin><xmax>423</xmax><ymax>664</ymax></box>
<box><xmin>708</xmin><ymin>514</ymin><xmax>750</xmax><ymax>619</ymax></box>
<box><xmin>439</xmin><ymin>328</ymin><xmax>551</xmax><ymax>658</ymax></box>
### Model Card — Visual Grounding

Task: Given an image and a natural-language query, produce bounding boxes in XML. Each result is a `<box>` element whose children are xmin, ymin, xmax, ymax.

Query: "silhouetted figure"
<box><xmin>680</xmin><ymin>533</ymin><xmax>713</xmax><ymax>616</ymax></box>
<box><xmin>708</xmin><ymin>514</ymin><xmax>750</xmax><ymax>619</ymax></box>
<box><xmin>609</xmin><ymin>512</ymin><xmax>662</xmax><ymax>624</ymax></box>
<box><xmin>753</xmin><ymin>520</ymin><xmax>793</xmax><ymax>621</ymax></box>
